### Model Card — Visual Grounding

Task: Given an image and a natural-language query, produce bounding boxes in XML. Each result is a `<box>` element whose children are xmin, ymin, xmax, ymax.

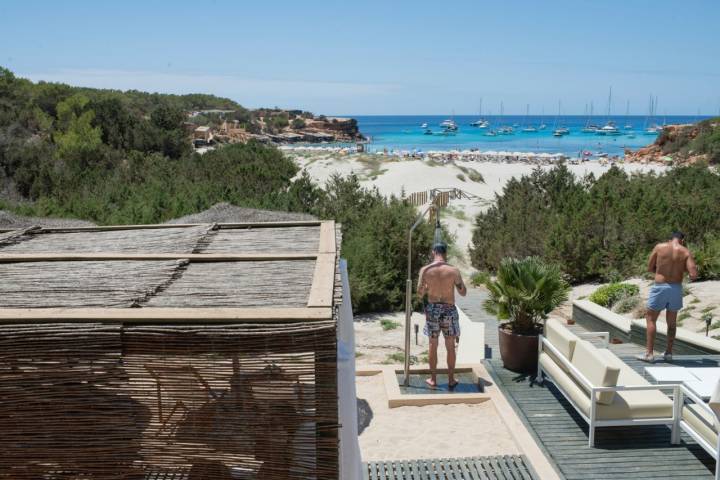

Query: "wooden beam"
<box><xmin>0</xmin><ymin>307</ymin><xmax>332</xmax><ymax>323</ymax></box>
<box><xmin>26</xmin><ymin>220</ymin><xmax>322</xmax><ymax>234</ymax></box>
<box><xmin>0</xmin><ymin>253</ymin><xmax>318</xmax><ymax>263</ymax></box>
<box><xmin>318</xmin><ymin>220</ymin><xmax>337</xmax><ymax>253</ymax></box>
<box><xmin>307</xmin><ymin>253</ymin><xmax>336</xmax><ymax>308</ymax></box>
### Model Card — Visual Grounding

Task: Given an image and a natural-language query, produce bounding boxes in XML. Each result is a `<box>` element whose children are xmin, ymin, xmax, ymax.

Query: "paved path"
<box><xmin>456</xmin><ymin>287</ymin><xmax>499</xmax><ymax>359</ymax></box>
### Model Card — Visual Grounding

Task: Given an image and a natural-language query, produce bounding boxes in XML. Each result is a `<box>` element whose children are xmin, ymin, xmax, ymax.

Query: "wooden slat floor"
<box><xmin>488</xmin><ymin>350</ymin><xmax>719</xmax><ymax>480</ymax></box>
<box><xmin>363</xmin><ymin>455</ymin><xmax>537</xmax><ymax>480</ymax></box>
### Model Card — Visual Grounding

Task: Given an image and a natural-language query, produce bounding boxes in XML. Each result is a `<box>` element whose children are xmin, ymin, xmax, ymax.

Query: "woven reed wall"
<box><xmin>0</xmin><ymin>321</ymin><xmax>339</xmax><ymax>480</ymax></box>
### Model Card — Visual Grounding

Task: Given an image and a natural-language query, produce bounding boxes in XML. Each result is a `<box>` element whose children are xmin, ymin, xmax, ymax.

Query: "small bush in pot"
<box><xmin>483</xmin><ymin>257</ymin><xmax>570</xmax><ymax>372</ymax></box>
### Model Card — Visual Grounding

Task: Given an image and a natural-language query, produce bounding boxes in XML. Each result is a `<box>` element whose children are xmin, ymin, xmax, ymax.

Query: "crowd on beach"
<box><xmin>279</xmin><ymin>144</ymin><xmax>628</xmax><ymax>165</ymax></box>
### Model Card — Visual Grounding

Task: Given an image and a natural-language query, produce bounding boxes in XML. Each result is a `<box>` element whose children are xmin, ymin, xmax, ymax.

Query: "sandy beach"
<box><xmin>288</xmin><ymin>150</ymin><xmax>667</xmax><ymax>270</ymax></box>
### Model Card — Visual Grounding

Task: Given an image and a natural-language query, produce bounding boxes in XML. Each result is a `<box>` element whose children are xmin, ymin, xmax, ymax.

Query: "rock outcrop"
<box><xmin>625</xmin><ymin>121</ymin><xmax>719</xmax><ymax>165</ymax></box>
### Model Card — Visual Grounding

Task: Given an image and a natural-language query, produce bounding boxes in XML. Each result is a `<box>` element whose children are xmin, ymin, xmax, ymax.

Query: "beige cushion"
<box><xmin>543</xmin><ymin>318</ymin><xmax>579</xmax><ymax>374</ymax></box>
<box><xmin>571</xmin><ymin>340</ymin><xmax>620</xmax><ymax>405</ymax></box>
<box><xmin>545</xmin><ymin>318</ymin><xmax>579</xmax><ymax>360</ymax></box>
<box><xmin>683</xmin><ymin>404</ymin><xmax>719</xmax><ymax>448</ymax></box>
<box><xmin>595</xmin><ymin>348</ymin><xmax>650</xmax><ymax>386</ymax></box>
<box><xmin>540</xmin><ymin>352</ymin><xmax>673</xmax><ymax>421</ymax></box>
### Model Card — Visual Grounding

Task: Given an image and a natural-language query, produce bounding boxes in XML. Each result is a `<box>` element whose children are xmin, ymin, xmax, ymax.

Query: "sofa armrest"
<box><xmin>593</xmin><ymin>383</ymin><xmax>680</xmax><ymax>393</ymax></box>
<box><xmin>577</xmin><ymin>331</ymin><xmax>610</xmax><ymax>348</ymax></box>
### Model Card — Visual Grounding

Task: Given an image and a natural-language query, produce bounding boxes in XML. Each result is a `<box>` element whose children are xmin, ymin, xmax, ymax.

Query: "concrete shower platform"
<box><xmin>357</xmin><ymin>364</ymin><xmax>492</xmax><ymax>407</ymax></box>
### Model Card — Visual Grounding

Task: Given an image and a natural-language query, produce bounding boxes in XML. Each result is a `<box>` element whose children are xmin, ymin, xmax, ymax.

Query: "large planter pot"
<box><xmin>498</xmin><ymin>326</ymin><xmax>539</xmax><ymax>373</ymax></box>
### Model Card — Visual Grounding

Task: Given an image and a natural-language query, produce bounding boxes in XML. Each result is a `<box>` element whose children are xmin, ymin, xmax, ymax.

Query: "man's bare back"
<box><xmin>648</xmin><ymin>241</ymin><xmax>697</xmax><ymax>284</ymax></box>
<box><xmin>418</xmin><ymin>262</ymin><xmax>467</xmax><ymax>304</ymax></box>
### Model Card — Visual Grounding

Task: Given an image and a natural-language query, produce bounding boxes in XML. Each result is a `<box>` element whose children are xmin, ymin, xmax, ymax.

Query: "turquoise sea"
<box><xmin>353</xmin><ymin>115</ymin><xmax>708</xmax><ymax>156</ymax></box>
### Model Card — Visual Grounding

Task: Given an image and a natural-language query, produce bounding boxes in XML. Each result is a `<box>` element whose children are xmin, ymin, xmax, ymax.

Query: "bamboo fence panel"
<box><xmin>0</xmin><ymin>225</ymin><xmax>212</xmax><ymax>254</ymax></box>
<box><xmin>200</xmin><ymin>226</ymin><xmax>320</xmax><ymax>254</ymax></box>
<box><xmin>146</xmin><ymin>260</ymin><xmax>315</xmax><ymax>308</ymax></box>
<box><xmin>0</xmin><ymin>260</ymin><xmax>184</xmax><ymax>308</ymax></box>
<box><xmin>0</xmin><ymin>321</ymin><xmax>338</xmax><ymax>479</ymax></box>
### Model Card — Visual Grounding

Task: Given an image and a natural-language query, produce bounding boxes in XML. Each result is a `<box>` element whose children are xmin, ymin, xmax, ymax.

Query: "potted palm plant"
<box><xmin>483</xmin><ymin>256</ymin><xmax>570</xmax><ymax>373</ymax></box>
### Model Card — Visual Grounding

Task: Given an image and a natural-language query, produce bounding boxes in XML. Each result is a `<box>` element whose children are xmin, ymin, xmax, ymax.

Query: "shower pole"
<box><xmin>403</xmin><ymin>204</ymin><xmax>438</xmax><ymax>387</ymax></box>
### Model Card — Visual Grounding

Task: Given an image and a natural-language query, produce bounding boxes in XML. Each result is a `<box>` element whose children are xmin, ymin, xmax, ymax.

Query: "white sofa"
<box><xmin>679</xmin><ymin>384</ymin><xmax>720</xmax><ymax>478</ymax></box>
<box><xmin>537</xmin><ymin>318</ymin><xmax>680</xmax><ymax>446</ymax></box>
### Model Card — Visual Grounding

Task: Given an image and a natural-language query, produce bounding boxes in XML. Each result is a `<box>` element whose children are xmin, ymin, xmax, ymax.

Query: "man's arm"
<box><xmin>455</xmin><ymin>269</ymin><xmax>467</xmax><ymax>297</ymax></box>
<box><xmin>647</xmin><ymin>246</ymin><xmax>658</xmax><ymax>273</ymax></box>
<box><xmin>417</xmin><ymin>266</ymin><xmax>427</xmax><ymax>297</ymax></box>
<box><xmin>686</xmin><ymin>251</ymin><xmax>698</xmax><ymax>281</ymax></box>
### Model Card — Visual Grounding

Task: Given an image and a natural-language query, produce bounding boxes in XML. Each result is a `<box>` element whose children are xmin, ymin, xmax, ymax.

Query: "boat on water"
<box><xmin>484</xmin><ymin>129</ymin><xmax>497</xmax><ymax>137</ymax></box>
<box><xmin>596</xmin><ymin>121</ymin><xmax>621</xmax><ymax>136</ymax></box>
<box><xmin>440</xmin><ymin>119</ymin><xmax>458</xmax><ymax>131</ymax></box>
<box><xmin>644</xmin><ymin>125</ymin><xmax>662</xmax><ymax>135</ymax></box>
<box><xmin>552</xmin><ymin>100</ymin><xmax>569</xmax><ymax>136</ymax></box>
<box><xmin>421</xmin><ymin>122</ymin><xmax>428</xmax><ymax>128</ymax></box>
<box><xmin>624</xmin><ymin>100</ymin><xmax>633</xmax><ymax>129</ymax></box>
<box><xmin>470</xmin><ymin>99</ymin><xmax>489</xmax><ymax>128</ymax></box>
<box><xmin>521</xmin><ymin>104</ymin><xmax>537</xmax><ymax>132</ymax></box>
<box><xmin>423</xmin><ymin>128</ymin><xmax>433</xmax><ymax>135</ymax></box>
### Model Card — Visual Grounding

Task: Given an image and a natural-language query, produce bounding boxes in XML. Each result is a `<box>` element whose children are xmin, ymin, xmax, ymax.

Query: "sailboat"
<box><xmin>497</xmin><ymin>101</ymin><xmax>514</xmax><ymax>135</ymax></box>
<box><xmin>624</xmin><ymin>100</ymin><xmax>633</xmax><ymax>130</ymax></box>
<box><xmin>596</xmin><ymin>87</ymin><xmax>621</xmax><ymax>136</ymax></box>
<box><xmin>553</xmin><ymin>100</ymin><xmax>569</xmax><ymax>136</ymax></box>
<box><xmin>581</xmin><ymin>101</ymin><xmax>599</xmax><ymax>133</ymax></box>
<box><xmin>522</xmin><ymin>104</ymin><xmax>537</xmax><ymax>132</ymax></box>
<box><xmin>470</xmin><ymin>99</ymin><xmax>489</xmax><ymax>128</ymax></box>
<box><xmin>538</xmin><ymin>106</ymin><xmax>547</xmax><ymax>130</ymax></box>
<box><xmin>644</xmin><ymin>95</ymin><xmax>662</xmax><ymax>135</ymax></box>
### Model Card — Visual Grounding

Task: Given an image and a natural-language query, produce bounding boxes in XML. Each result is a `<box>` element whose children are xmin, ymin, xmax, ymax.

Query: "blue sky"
<box><xmin>1</xmin><ymin>0</ymin><xmax>718</xmax><ymax>115</ymax></box>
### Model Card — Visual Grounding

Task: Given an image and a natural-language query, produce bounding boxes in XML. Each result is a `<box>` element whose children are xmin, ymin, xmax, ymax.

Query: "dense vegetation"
<box><xmin>0</xmin><ymin>67</ymin><xmax>434</xmax><ymax>313</ymax></box>
<box><xmin>470</xmin><ymin>163</ymin><xmax>720</xmax><ymax>283</ymax></box>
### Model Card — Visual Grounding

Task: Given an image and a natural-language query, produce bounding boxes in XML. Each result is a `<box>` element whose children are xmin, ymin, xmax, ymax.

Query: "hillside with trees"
<box><xmin>0</xmin><ymin>67</ymin><xmax>430</xmax><ymax>313</ymax></box>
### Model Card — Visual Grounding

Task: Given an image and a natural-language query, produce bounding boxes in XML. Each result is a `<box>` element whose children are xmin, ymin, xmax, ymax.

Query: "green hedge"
<box><xmin>589</xmin><ymin>283</ymin><xmax>640</xmax><ymax>308</ymax></box>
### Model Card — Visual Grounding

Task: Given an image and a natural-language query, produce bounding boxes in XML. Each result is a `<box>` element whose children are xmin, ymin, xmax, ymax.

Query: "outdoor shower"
<box><xmin>403</xmin><ymin>204</ymin><xmax>441</xmax><ymax>386</ymax></box>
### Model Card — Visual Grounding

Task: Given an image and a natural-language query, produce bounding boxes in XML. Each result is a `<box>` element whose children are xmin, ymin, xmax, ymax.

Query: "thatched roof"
<box><xmin>0</xmin><ymin>221</ymin><xmax>340</xmax><ymax>320</ymax></box>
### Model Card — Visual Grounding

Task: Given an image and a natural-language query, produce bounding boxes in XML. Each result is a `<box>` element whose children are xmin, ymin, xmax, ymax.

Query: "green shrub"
<box><xmin>589</xmin><ymin>283</ymin><xmax>640</xmax><ymax>308</ymax></box>
<box><xmin>380</xmin><ymin>319</ymin><xmax>401</xmax><ymax>331</ymax></box>
<box><xmin>693</xmin><ymin>234</ymin><xmax>720</xmax><ymax>280</ymax></box>
<box><xmin>612</xmin><ymin>295</ymin><xmax>641</xmax><ymax>314</ymax></box>
<box><xmin>456</xmin><ymin>173</ymin><xmax>466</xmax><ymax>182</ymax></box>
<box><xmin>470</xmin><ymin>271</ymin><xmax>488</xmax><ymax>287</ymax></box>
<box><xmin>467</xmin><ymin>170</ymin><xmax>484</xmax><ymax>183</ymax></box>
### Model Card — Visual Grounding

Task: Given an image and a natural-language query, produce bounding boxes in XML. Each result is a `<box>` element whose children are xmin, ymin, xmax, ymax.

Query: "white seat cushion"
<box><xmin>683</xmin><ymin>404</ymin><xmax>719</xmax><ymax>448</ymax></box>
<box><xmin>571</xmin><ymin>340</ymin><xmax>620</xmax><ymax>405</ymax></box>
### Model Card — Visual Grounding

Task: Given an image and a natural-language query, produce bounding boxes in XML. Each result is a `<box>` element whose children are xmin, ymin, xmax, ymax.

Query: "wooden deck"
<box><xmin>364</xmin><ymin>455</ymin><xmax>537</xmax><ymax>480</ymax></box>
<box><xmin>487</xmin><ymin>350</ymin><xmax>719</xmax><ymax>480</ymax></box>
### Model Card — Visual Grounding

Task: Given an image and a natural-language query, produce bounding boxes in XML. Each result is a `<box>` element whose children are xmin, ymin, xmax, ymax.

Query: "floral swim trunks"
<box><xmin>423</xmin><ymin>303</ymin><xmax>460</xmax><ymax>338</ymax></box>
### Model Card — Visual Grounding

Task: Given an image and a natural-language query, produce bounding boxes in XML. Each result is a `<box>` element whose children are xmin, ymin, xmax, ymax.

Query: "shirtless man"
<box><xmin>638</xmin><ymin>232</ymin><xmax>698</xmax><ymax>363</ymax></box>
<box><xmin>417</xmin><ymin>243</ymin><xmax>467</xmax><ymax>388</ymax></box>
